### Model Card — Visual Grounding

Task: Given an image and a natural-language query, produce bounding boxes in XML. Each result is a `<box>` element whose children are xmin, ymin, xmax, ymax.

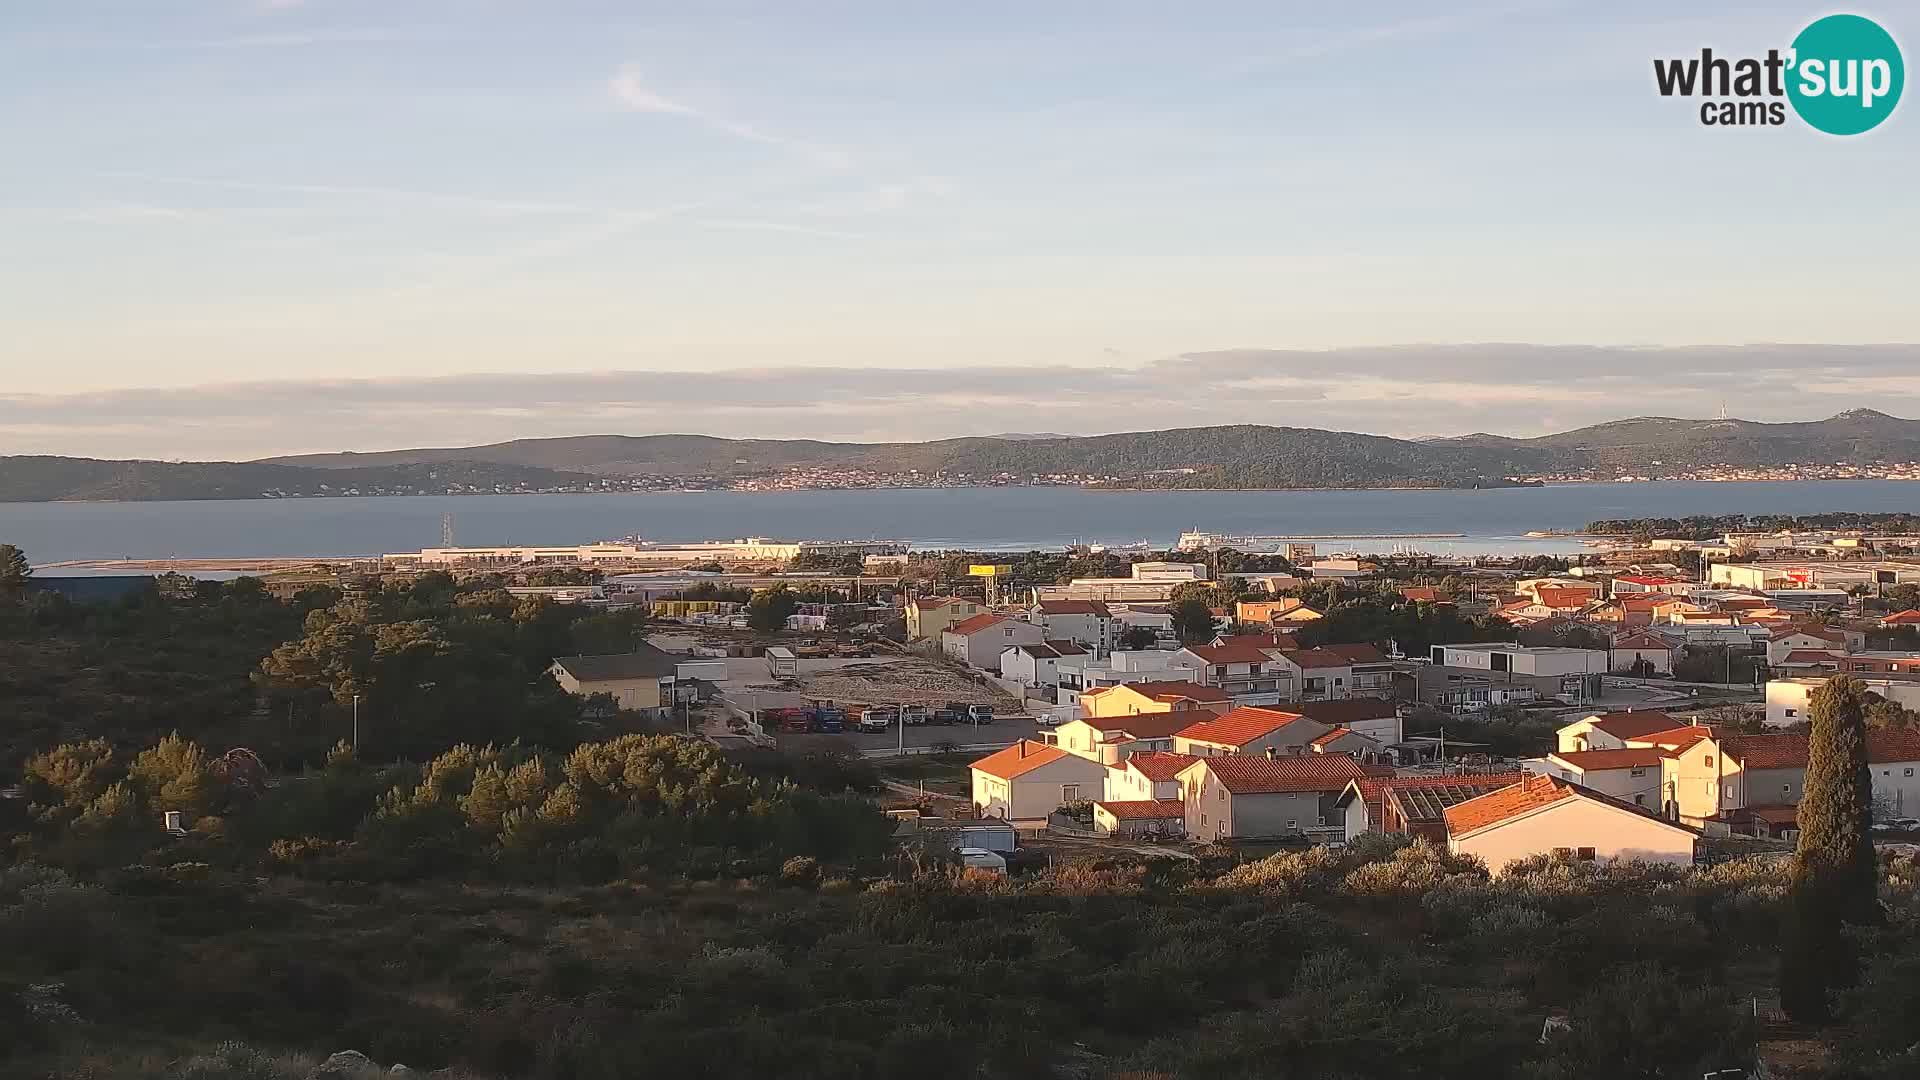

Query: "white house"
<box><xmin>1031</xmin><ymin>600</ymin><xmax>1116</xmax><ymax>655</ymax></box>
<box><xmin>1535</xmin><ymin>748</ymin><xmax>1668</xmax><ymax>811</ymax></box>
<box><xmin>1444</xmin><ymin>774</ymin><xmax>1700</xmax><ymax>874</ymax></box>
<box><xmin>1766</xmin><ymin>626</ymin><xmax>1848</xmax><ymax>666</ymax></box>
<box><xmin>1101</xmin><ymin>751</ymin><xmax>1197</xmax><ymax>803</ymax></box>
<box><xmin>1555</xmin><ymin>710</ymin><xmax>1683</xmax><ymax>753</ymax></box>
<box><xmin>942</xmin><ymin>614</ymin><xmax>1046</xmax><ymax>670</ymax></box>
<box><xmin>1766</xmin><ymin>675</ymin><xmax>1920</xmax><ymax>727</ymax></box>
<box><xmin>969</xmin><ymin>741</ymin><xmax>1110</xmax><ymax>821</ymax></box>
<box><xmin>1176</xmin><ymin>753</ymin><xmax>1367</xmax><ymax>841</ymax></box>
<box><xmin>1610</xmin><ymin>629</ymin><xmax>1677</xmax><ymax>675</ymax></box>
<box><xmin>998</xmin><ymin>640</ymin><xmax>1087</xmax><ymax>688</ymax></box>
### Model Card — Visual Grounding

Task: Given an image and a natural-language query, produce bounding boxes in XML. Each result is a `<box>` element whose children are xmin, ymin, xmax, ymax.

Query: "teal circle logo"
<box><xmin>1786</xmin><ymin>14</ymin><xmax>1904</xmax><ymax>134</ymax></box>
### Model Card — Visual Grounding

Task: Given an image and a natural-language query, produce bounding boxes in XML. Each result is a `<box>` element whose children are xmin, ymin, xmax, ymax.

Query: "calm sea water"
<box><xmin>3</xmin><ymin>481</ymin><xmax>1917</xmax><ymax>564</ymax></box>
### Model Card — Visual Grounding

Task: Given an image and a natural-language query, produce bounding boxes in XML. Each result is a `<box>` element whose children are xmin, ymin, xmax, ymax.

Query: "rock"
<box><xmin>389</xmin><ymin>1066</ymin><xmax>414</xmax><ymax>1076</ymax></box>
<box><xmin>307</xmin><ymin>1050</ymin><xmax>373</xmax><ymax>1077</ymax></box>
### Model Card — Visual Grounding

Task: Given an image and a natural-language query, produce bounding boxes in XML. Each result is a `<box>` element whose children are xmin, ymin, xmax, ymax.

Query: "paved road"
<box><xmin>777</xmin><ymin>714</ymin><xmax>1049</xmax><ymax>755</ymax></box>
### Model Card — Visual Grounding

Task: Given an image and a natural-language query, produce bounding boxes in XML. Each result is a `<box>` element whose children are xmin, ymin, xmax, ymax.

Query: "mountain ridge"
<box><xmin>4</xmin><ymin>411</ymin><xmax>1917</xmax><ymax>502</ymax></box>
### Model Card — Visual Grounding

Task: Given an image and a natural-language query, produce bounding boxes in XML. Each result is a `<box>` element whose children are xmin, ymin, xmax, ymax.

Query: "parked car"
<box><xmin>958</xmin><ymin>847</ymin><xmax>1007</xmax><ymax>875</ymax></box>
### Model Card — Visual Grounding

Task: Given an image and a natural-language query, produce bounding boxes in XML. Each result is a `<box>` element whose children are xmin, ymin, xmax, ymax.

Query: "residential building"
<box><xmin>1444</xmin><ymin>774</ymin><xmax>1700</xmax><ymax>874</ymax></box>
<box><xmin>1092</xmin><ymin>799</ymin><xmax>1187</xmax><ymax>838</ymax></box>
<box><xmin>1317</xmin><ymin>642</ymin><xmax>1399</xmax><ymax>698</ymax></box>
<box><xmin>1030</xmin><ymin>599</ymin><xmax>1117</xmax><ymax>654</ymax></box>
<box><xmin>1167</xmin><ymin>643</ymin><xmax>1298</xmax><ymax>704</ymax></box>
<box><xmin>970</xmin><ymin>741</ymin><xmax>1110</xmax><ymax>821</ymax></box>
<box><xmin>1534</xmin><ymin>749</ymin><xmax>1667</xmax><ymax>810</ymax></box>
<box><xmin>942</xmin><ymin>614</ymin><xmax>1045</xmax><ymax>669</ymax></box>
<box><xmin>1837</xmin><ymin>651</ymin><xmax>1920</xmax><ymax>676</ymax></box>
<box><xmin>1766</xmin><ymin>626</ymin><xmax>1849</xmax><ymax>665</ymax></box>
<box><xmin>1102</xmin><ymin>751</ymin><xmax>1198</xmax><ymax>802</ymax></box>
<box><xmin>1053</xmin><ymin>712</ymin><xmax>1197</xmax><ymax>765</ymax></box>
<box><xmin>1173</xmin><ymin>706</ymin><xmax>1331</xmax><ymax>757</ymax></box>
<box><xmin>1053</xmin><ymin>649</ymin><xmax>1189</xmax><ymax>705</ymax></box>
<box><xmin>1610</xmin><ymin>629</ymin><xmax>1678</xmax><ymax>674</ymax></box>
<box><xmin>1881</xmin><ymin>609</ymin><xmax>1920</xmax><ymax>628</ymax></box>
<box><xmin>1310</xmin><ymin>726</ymin><xmax>1388</xmax><ymax>762</ymax></box>
<box><xmin>1031</xmin><ymin>560</ymin><xmax>1209</xmax><ymax>603</ymax></box>
<box><xmin>1078</xmin><ymin>680</ymin><xmax>1233</xmax><ymax>721</ymax></box>
<box><xmin>907</xmin><ymin>596</ymin><xmax>984</xmax><ymax>640</ymax></box>
<box><xmin>549</xmin><ymin>646</ymin><xmax>679</xmax><ymax>718</ymax></box>
<box><xmin>1658</xmin><ymin>729</ymin><xmax>1920</xmax><ymax>829</ymax></box>
<box><xmin>1177</xmin><ymin>753</ymin><xmax>1368</xmax><ymax>841</ymax></box>
<box><xmin>1611</xmin><ymin>575</ymin><xmax>1682</xmax><ymax>596</ymax></box>
<box><xmin>1234</xmin><ymin>599</ymin><xmax>1318</xmax><ymax>626</ymax></box>
<box><xmin>1556</xmin><ymin>710</ymin><xmax>1683</xmax><ymax>753</ymax></box>
<box><xmin>998</xmin><ymin>640</ymin><xmax>1088</xmax><ymax>688</ymax></box>
<box><xmin>1418</xmin><ymin>644</ymin><xmax>1607</xmax><ymax>708</ymax></box>
<box><xmin>1766</xmin><ymin>675</ymin><xmax>1920</xmax><ymax>727</ymax></box>
<box><xmin>1336</xmin><ymin>772</ymin><xmax>1530</xmax><ymax>842</ymax></box>
<box><xmin>1294</xmin><ymin>697</ymin><xmax>1404</xmax><ymax>746</ymax></box>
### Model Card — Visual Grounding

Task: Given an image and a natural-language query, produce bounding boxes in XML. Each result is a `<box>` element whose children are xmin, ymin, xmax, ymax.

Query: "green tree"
<box><xmin>1781</xmin><ymin>675</ymin><xmax>1880</xmax><ymax>1023</ymax></box>
<box><xmin>747</xmin><ymin>585</ymin><xmax>800</xmax><ymax>632</ymax></box>
<box><xmin>1119</xmin><ymin>624</ymin><xmax>1159</xmax><ymax>650</ymax></box>
<box><xmin>1172</xmin><ymin>597</ymin><xmax>1216</xmax><ymax>644</ymax></box>
<box><xmin>0</xmin><ymin>543</ymin><xmax>30</xmax><ymax>599</ymax></box>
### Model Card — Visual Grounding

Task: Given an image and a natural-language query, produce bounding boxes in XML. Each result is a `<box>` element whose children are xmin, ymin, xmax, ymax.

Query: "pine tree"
<box><xmin>0</xmin><ymin>543</ymin><xmax>30</xmax><ymax>599</ymax></box>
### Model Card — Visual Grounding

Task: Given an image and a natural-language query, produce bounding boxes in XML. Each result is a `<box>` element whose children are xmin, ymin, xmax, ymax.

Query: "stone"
<box><xmin>307</xmin><ymin>1050</ymin><xmax>373</xmax><ymax>1077</ymax></box>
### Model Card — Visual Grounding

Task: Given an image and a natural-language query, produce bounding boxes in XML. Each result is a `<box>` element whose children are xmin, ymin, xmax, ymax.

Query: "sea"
<box><xmin>4</xmin><ymin>480</ymin><xmax>1918</xmax><ymax>568</ymax></box>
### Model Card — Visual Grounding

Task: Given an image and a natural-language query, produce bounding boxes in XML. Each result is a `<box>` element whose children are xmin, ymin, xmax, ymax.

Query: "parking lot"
<box><xmin>778</xmin><ymin>712</ymin><xmax>1050</xmax><ymax>757</ymax></box>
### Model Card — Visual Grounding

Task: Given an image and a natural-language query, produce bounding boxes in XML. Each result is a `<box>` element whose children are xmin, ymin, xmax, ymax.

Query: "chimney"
<box><xmin>1019</xmin><ymin>741</ymin><xmax>1028</xmax><ymax>758</ymax></box>
<box><xmin>1266</xmin><ymin>746</ymin><xmax>1278</xmax><ymax>761</ymax></box>
<box><xmin>162</xmin><ymin>810</ymin><xmax>185</xmax><ymax>834</ymax></box>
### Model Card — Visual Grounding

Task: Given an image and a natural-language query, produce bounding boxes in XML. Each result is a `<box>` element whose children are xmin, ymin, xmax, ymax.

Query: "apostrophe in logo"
<box><xmin>1652</xmin><ymin>13</ymin><xmax>1903</xmax><ymax>134</ymax></box>
<box><xmin>1786</xmin><ymin>14</ymin><xmax>1903</xmax><ymax>134</ymax></box>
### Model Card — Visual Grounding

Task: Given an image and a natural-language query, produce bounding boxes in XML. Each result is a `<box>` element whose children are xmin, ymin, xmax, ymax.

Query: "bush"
<box><xmin>1342</xmin><ymin>840</ymin><xmax>1487</xmax><ymax>899</ymax></box>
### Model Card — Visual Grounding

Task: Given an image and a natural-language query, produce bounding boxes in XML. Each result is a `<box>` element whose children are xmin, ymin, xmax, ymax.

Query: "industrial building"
<box><xmin>382</xmin><ymin>537</ymin><xmax>906</xmax><ymax>569</ymax></box>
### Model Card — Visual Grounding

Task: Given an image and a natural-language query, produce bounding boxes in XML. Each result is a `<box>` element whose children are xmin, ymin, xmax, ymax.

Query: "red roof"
<box><xmin>1443</xmin><ymin>773</ymin><xmax>1691</xmax><ymax>838</ymax></box>
<box><xmin>1084</xmin><ymin>681</ymin><xmax>1230</xmax><ymax>710</ymax></box>
<box><xmin>1536</xmin><ymin>587</ymin><xmax>1596</xmax><ymax>609</ymax></box>
<box><xmin>1616</xmin><ymin>576</ymin><xmax>1678</xmax><ymax>586</ymax></box>
<box><xmin>1287</xmin><ymin>647</ymin><xmax>1355</xmax><ymax>669</ymax></box>
<box><xmin>1191</xmin><ymin>753</ymin><xmax>1367</xmax><ymax>794</ymax></box>
<box><xmin>1770</xmin><ymin>625</ymin><xmax>1845</xmax><ymax>642</ymax></box>
<box><xmin>1550</xmin><ymin>748</ymin><xmax>1669</xmax><ymax>770</ymax></box>
<box><xmin>1340</xmin><ymin>771</ymin><xmax>1530</xmax><ymax>825</ymax></box>
<box><xmin>947</xmin><ymin>613</ymin><xmax>1006</xmax><ymax>636</ymax></box>
<box><xmin>1882</xmin><ymin>609</ymin><xmax>1920</xmax><ymax>625</ymax></box>
<box><xmin>1724</xmin><ymin>731</ymin><xmax>1920</xmax><ymax>769</ymax></box>
<box><xmin>1635</xmin><ymin>725</ymin><xmax>1714</xmax><ymax>751</ymax></box>
<box><xmin>1094</xmin><ymin>798</ymin><xmax>1185</xmax><ymax>820</ymax></box>
<box><xmin>1082</xmin><ymin>713</ymin><xmax>1194</xmax><ymax>740</ymax></box>
<box><xmin>1584</xmin><ymin>711</ymin><xmax>1681</xmax><ymax>740</ymax></box>
<box><xmin>1611</xmin><ymin>629</ymin><xmax>1674</xmax><ymax>649</ymax></box>
<box><xmin>1320</xmin><ymin>642</ymin><xmax>1389</xmax><ymax>664</ymax></box>
<box><xmin>1399</xmin><ymin>586</ymin><xmax>1448</xmax><ymax>603</ymax></box>
<box><xmin>1037</xmin><ymin>599</ymin><xmax>1112</xmax><ymax>617</ymax></box>
<box><xmin>970</xmin><ymin>740</ymin><xmax>1072</xmax><ymax>780</ymax></box>
<box><xmin>1175</xmin><ymin>706</ymin><xmax>1313</xmax><ymax>748</ymax></box>
<box><xmin>1126</xmin><ymin>751</ymin><xmax>1199</xmax><ymax>781</ymax></box>
<box><xmin>1779</xmin><ymin>649</ymin><xmax>1844</xmax><ymax>665</ymax></box>
<box><xmin>1385</xmin><ymin>773</ymin><xmax>1532</xmax><ymax>824</ymax></box>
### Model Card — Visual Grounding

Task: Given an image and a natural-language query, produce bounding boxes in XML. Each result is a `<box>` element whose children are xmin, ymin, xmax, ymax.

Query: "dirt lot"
<box><xmin>793</xmin><ymin>659</ymin><xmax>1017</xmax><ymax>710</ymax></box>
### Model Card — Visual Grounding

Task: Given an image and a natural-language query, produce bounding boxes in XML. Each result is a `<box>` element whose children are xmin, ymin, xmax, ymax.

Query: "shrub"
<box><xmin>1211</xmin><ymin>846</ymin><xmax>1345</xmax><ymax>897</ymax></box>
<box><xmin>1342</xmin><ymin>840</ymin><xmax>1487</xmax><ymax>899</ymax></box>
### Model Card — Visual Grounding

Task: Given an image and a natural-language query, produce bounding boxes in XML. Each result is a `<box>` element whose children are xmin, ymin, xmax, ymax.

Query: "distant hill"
<box><xmin>6</xmin><ymin>410</ymin><xmax>1918</xmax><ymax>502</ymax></box>
<box><xmin>0</xmin><ymin>456</ymin><xmax>602</xmax><ymax>503</ymax></box>
<box><xmin>1434</xmin><ymin>409</ymin><xmax>1920</xmax><ymax>470</ymax></box>
<box><xmin>263</xmin><ymin>426</ymin><xmax>1539</xmax><ymax>489</ymax></box>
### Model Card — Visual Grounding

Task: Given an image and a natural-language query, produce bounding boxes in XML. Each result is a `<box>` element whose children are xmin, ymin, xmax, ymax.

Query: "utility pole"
<box><xmin>352</xmin><ymin>693</ymin><xmax>360</xmax><ymax>750</ymax></box>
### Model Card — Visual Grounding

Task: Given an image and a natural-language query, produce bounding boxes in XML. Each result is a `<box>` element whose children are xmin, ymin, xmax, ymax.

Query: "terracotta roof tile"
<box><xmin>1175</xmin><ymin>706</ymin><xmax>1315</xmax><ymax>747</ymax></box>
<box><xmin>970</xmin><ymin>740</ymin><xmax>1071</xmax><ymax>780</ymax></box>
<box><xmin>1295</xmin><ymin>698</ymin><xmax>1400</xmax><ymax>726</ymax></box>
<box><xmin>1126</xmin><ymin>751</ymin><xmax>1199</xmax><ymax>781</ymax></box>
<box><xmin>1094</xmin><ymin>798</ymin><xmax>1186</xmax><ymax>820</ymax></box>
<box><xmin>1584</xmin><ymin>711</ymin><xmax>1681</xmax><ymax>740</ymax></box>
<box><xmin>1320</xmin><ymin>642</ymin><xmax>1389</xmax><ymax>664</ymax></box>
<box><xmin>1882</xmin><ymin>609</ymin><xmax>1920</xmax><ymax>625</ymax></box>
<box><xmin>1443</xmin><ymin>774</ymin><xmax>1580</xmax><ymax>835</ymax></box>
<box><xmin>1549</xmin><ymin>748</ymin><xmax>1669</xmax><ymax>770</ymax></box>
<box><xmin>947</xmin><ymin>613</ymin><xmax>1008</xmax><ymax>635</ymax></box>
<box><xmin>1182</xmin><ymin>643</ymin><xmax>1281</xmax><ymax>665</ymax></box>
<box><xmin>1037</xmin><ymin>600</ymin><xmax>1112</xmax><ymax>617</ymax></box>
<box><xmin>1286</xmin><ymin>647</ymin><xmax>1355</xmax><ymax>669</ymax></box>
<box><xmin>1189</xmin><ymin>753</ymin><xmax>1367</xmax><ymax>794</ymax></box>
<box><xmin>1388</xmin><ymin>773</ymin><xmax>1532</xmax><ymax>824</ymax></box>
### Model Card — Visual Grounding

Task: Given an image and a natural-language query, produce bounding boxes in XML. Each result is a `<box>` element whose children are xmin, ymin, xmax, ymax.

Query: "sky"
<box><xmin>2</xmin><ymin>0</ymin><xmax>1917</xmax><ymax>459</ymax></box>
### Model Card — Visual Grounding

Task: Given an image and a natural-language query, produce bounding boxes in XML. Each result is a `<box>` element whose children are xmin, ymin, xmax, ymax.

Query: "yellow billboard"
<box><xmin>969</xmin><ymin>564</ymin><xmax>1012</xmax><ymax>577</ymax></box>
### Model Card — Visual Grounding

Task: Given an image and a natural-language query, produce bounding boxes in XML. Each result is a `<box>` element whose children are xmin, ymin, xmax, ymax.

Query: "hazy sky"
<box><xmin>3</xmin><ymin>1</ymin><xmax>1916</xmax><ymax>458</ymax></box>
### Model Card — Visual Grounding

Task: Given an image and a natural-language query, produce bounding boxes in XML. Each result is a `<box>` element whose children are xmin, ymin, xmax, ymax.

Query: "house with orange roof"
<box><xmin>1536</xmin><ymin>748</ymin><xmax>1669</xmax><ymax>809</ymax></box>
<box><xmin>1102</xmin><ymin>751</ymin><xmax>1198</xmax><ymax>803</ymax></box>
<box><xmin>1173</xmin><ymin>706</ymin><xmax>1331</xmax><ymax>757</ymax></box>
<box><xmin>906</xmin><ymin>596</ymin><xmax>983</xmax><ymax>640</ymax></box>
<box><xmin>970</xmin><ymin>740</ymin><xmax>1109</xmax><ymax>821</ymax></box>
<box><xmin>1335</xmin><ymin>771</ymin><xmax>1530</xmax><ymax>842</ymax></box>
<box><xmin>1443</xmin><ymin>774</ymin><xmax>1699</xmax><ymax>873</ymax></box>
<box><xmin>941</xmin><ymin>613</ymin><xmax>1044</xmax><ymax>669</ymax></box>
<box><xmin>1611</xmin><ymin>575</ymin><xmax>1680</xmax><ymax>597</ymax></box>
<box><xmin>1092</xmin><ymin>798</ymin><xmax>1187</xmax><ymax>838</ymax></box>
<box><xmin>1881</xmin><ymin>609</ymin><xmax>1920</xmax><ymax>628</ymax></box>
<box><xmin>1657</xmin><ymin>727</ymin><xmax>1920</xmax><ymax>829</ymax></box>
<box><xmin>1294</xmin><ymin>697</ymin><xmax>1404</xmax><ymax>745</ymax></box>
<box><xmin>1555</xmin><ymin>710</ymin><xmax>1683</xmax><ymax>754</ymax></box>
<box><xmin>1609</xmin><ymin>628</ymin><xmax>1678</xmax><ymax>674</ymax></box>
<box><xmin>1766</xmin><ymin>625</ymin><xmax>1848</xmax><ymax>665</ymax></box>
<box><xmin>1056</xmin><ymin>693</ymin><xmax>1229</xmax><ymax>765</ymax></box>
<box><xmin>1310</xmin><ymin>726</ymin><xmax>1387</xmax><ymax>762</ymax></box>
<box><xmin>1176</xmin><ymin>753</ymin><xmax>1368</xmax><ymax>841</ymax></box>
<box><xmin>1029</xmin><ymin>599</ymin><xmax>1116</xmax><ymax>654</ymax></box>
<box><xmin>1078</xmin><ymin>680</ymin><xmax>1231</xmax><ymax>721</ymax></box>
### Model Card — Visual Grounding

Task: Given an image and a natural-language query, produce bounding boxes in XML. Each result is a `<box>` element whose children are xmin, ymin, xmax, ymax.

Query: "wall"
<box><xmin>1551</xmin><ymin>761</ymin><xmax>1662</xmax><ymax>811</ymax></box>
<box><xmin>1451</xmin><ymin>799</ymin><xmax>1697</xmax><ymax>875</ymax></box>
<box><xmin>973</xmin><ymin>755</ymin><xmax>1107</xmax><ymax>820</ymax></box>
<box><xmin>555</xmin><ymin>670</ymin><xmax>664</xmax><ymax>713</ymax></box>
<box><xmin>1764</xmin><ymin>680</ymin><xmax>1818</xmax><ymax>727</ymax></box>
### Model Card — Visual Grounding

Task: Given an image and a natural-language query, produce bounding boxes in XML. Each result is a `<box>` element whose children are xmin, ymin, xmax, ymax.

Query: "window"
<box><xmin>1217</xmin><ymin>789</ymin><xmax>1225</xmax><ymax>803</ymax></box>
<box><xmin>1704</xmin><ymin>755</ymin><xmax>1713</xmax><ymax>767</ymax></box>
<box><xmin>1783</xmin><ymin>784</ymin><xmax>1792</xmax><ymax>795</ymax></box>
<box><xmin>1785</xmin><ymin>709</ymin><xmax>1797</xmax><ymax>718</ymax></box>
<box><xmin>1286</xmin><ymin>820</ymin><xmax>1297</xmax><ymax>831</ymax></box>
<box><xmin>1577</xmin><ymin>847</ymin><xmax>1596</xmax><ymax>861</ymax></box>
<box><xmin>1553</xmin><ymin>847</ymin><xmax>1573</xmax><ymax>858</ymax></box>
<box><xmin>1635</xmin><ymin>794</ymin><xmax>1646</xmax><ymax>806</ymax></box>
<box><xmin>1908</xmin><ymin>768</ymin><xmax>1916</xmax><ymax>778</ymax></box>
<box><xmin>1062</xmin><ymin>784</ymin><xmax>1079</xmax><ymax>802</ymax></box>
<box><xmin>1630</xmin><ymin>767</ymin><xmax>1646</xmax><ymax>778</ymax></box>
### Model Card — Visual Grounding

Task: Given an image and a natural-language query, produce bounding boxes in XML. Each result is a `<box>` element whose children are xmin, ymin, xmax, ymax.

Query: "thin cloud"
<box><xmin>94</xmin><ymin>172</ymin><xmax>597</xmax><ymax>216</ymax></box>
<box><xmin>608</xmin><ymin>65</ymin><xmax>850</xmax><ymax>169</ymax></box>
<box><xmin>6</xmin><ymin>345</ymin><xmax>1920</xmax><ymax>460</ymax></box>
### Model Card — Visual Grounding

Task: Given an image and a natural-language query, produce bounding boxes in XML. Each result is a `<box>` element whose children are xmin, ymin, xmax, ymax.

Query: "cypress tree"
<box><xmin>1795</xmin><ymin>675</ymin><xmax>1879</xmax><ymax>925</ymax></box>
<box><xmin>1780</xmin><ymin>675</ymin><xmax>1880</xmax><ymax>1023</ymax></box>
